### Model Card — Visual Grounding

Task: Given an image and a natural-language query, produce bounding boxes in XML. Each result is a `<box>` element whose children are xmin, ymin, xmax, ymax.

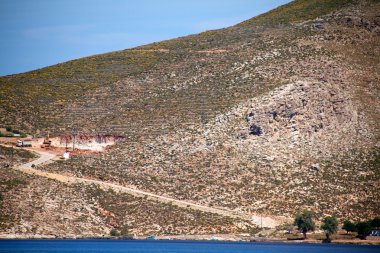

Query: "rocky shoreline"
<box><xmin>1</xmin><ymin>233</ymin><xmax>379</xmax><ymax>245</ymax></box>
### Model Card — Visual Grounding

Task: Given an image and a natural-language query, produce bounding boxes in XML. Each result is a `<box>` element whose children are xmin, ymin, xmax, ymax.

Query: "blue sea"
<box><xmin>0</xmin><ymin>240</ymin><xmax>379</xmax><ymax>253</ymax></box>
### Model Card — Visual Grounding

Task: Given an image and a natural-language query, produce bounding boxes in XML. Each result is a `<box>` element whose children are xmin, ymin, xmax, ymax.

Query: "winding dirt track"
<box><xmin>12</xmin><ymin>147</ymin><xmax>282</xmax><ymax>228</ymax></box>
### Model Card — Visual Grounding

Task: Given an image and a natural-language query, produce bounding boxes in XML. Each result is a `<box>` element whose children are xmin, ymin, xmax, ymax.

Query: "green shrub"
<box><xmin>294</xmin><ymin>210</ymin><xmax>315</xmax><ymax>239</ymax></box>
<box><xmin>342</xmin><ymin>220</ymin><xmax>357</xmax><ymax>234</ymax></box>
<box><xmin>110</xmin><ymin>228</ymin><xmax>120</xmax><ymax>236</ymax></box>
<box><xmin>371</xmin><ymin>218</ymin><xmax>380</xmax><ymax>228</ymax></box>
<box><xmin>321</xmin><ymin>216</ymin><xmax>338</xmax><ymax>243</ymax></box>
<box><xmin>356</xmin><ymin>221</ymin><xmax>371</xmax><ymax>239</ymax></box>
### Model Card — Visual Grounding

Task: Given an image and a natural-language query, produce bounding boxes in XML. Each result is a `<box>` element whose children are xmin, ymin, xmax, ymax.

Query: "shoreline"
<box><xmin>1</xmin><ymin>234</ymin><xmax>379</xmax><ymax>245</ymax></box>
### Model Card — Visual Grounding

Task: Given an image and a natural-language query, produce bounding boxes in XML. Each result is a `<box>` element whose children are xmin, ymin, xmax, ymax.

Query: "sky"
<box><xmin>0</xmin><ymin>0</ymin><xmax>291</xmax><ymax>76</ymax></box>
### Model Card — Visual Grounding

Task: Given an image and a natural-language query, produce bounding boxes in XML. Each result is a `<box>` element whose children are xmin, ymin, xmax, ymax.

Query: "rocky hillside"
<box><xmin>1</xmin><ymin>0</ymin><xmax>378</xmax><ymax>138</ymax></box>
<box><xmin>1</xmin><ymin>0</ymin><xmax>380</xmax><ymax>236</ymax></box>
<box><xmin>0</xmin><ymin>147</ymin><xmax>255</xmax><ymax>237</ymax></box>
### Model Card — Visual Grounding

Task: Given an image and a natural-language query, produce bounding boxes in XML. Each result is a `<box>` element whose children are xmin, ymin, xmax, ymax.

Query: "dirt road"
<box><xmin>11</xmin><ymin>146</ymin><xmax>283</xmax><ymax>228</ymax></box>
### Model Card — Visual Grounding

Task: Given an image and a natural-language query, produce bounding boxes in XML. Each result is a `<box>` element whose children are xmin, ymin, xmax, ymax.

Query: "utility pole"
<box><xmin>72</xmin><ymin>129</ymin><xmax>77</xmax><ymax>151</ymax></box>
<box><xmin>10</xmin><ymin>148</ymin><xmax>14</xmax><ymax>168</ymax></box>
<box><xmin>65</xmin><ymin>135</ymin><xmax>68</xmax><ymax>152</ymax></box>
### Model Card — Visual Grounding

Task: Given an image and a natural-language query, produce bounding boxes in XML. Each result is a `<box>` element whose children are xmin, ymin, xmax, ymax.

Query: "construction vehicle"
<box><xmin>40</xmin><ymin>136</ymin><xmax>52</xmax><ymax>148</ymax></box>
<box><xmin>40</xmin><ymin>132</ymin><xmax>52</xmax><ymax>148</ymax></box>
<box><xmin>16</xmin><ymin>139</ymin><xmax>32</xmax><ymax>147</ymax></box>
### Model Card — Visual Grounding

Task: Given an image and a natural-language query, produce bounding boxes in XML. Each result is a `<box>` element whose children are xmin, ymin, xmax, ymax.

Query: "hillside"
<box><xmin>2</xmin><ymin>0</ymin><xmax>378</xmax><ymax>137</ymax></box>
<box><xmin>1</xmin><ymin>0</ymin><xmax>380</xmax><ymax>237</ymax></box>
<box><xmin>0</xmin><ymin>165</ymin><xmax>252</xmax><ymax>237</ymax></box>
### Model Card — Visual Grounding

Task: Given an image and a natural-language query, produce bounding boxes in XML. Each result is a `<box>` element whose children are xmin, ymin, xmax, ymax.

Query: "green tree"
<box><xmin>356</xmin><ymin>221</ymin><xmax>371</xmax><ymax>239</ymax></box>
<box><xmin>321</xmin><ymin>216</ymin><xmax>338</xmax><ymax>243</ymax></box>
<box><xmin>294</xmin><ymin>210</ymin><xmax>315</xmax><ymax>239</ymax></box>
<box><xmin>110</xmin><ymin>228</ymin><xmax>120</xmax><ymax>237</ymax></box>
<box><xmin>342</xmin><ymin>220</ymin><xmax>356</xmax><ymax>234</ymax></box>
<box><xmin>370</xmin><ymin>218</ymin><xmax>380</xmax><ymax>228</ymax></box>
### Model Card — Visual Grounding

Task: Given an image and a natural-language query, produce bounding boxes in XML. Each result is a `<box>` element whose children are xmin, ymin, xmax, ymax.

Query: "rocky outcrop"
<box><xmin>208</xmin><ymin>80</ymin><xmax>367</xmax><ymax>162</ymax></box>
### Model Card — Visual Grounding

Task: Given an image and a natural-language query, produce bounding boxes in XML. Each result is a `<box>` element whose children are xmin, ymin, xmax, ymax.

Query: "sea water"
<box><xmin>0</xmin><ymin>240</ymin><xmax>379</xmax><ymax>253</ymax></box>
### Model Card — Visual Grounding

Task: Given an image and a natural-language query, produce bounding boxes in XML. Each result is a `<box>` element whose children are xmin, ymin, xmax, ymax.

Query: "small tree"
<box><xmin>110</xmin><ymin>228</ymin><xmax>120</xmax><ymax>237</ymax></box>
<box><xmin>294</xmin><ymin>210</ymin><xmax>315</xmax><ymax>239</ymax></box>
<box><xmin>321</xmin><ymin>216</ymin><xmax>338</xmax><ymax>243</ymax></box>
<box><xmin>356</xmin><ymin>221</ymin><xmax>371</xmax><ymax>240</ymax></box>
<box><xmin>342</xmin><ymin>220</ymin><xmax>356</xmax><ymax>234</ymax></box>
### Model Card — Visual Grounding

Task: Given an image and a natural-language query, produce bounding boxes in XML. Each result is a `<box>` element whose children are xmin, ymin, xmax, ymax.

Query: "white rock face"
<box><xmin>203</xmin><ymin>80</ymin><xmax>369</xmax><ymax>164</ymax></box>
